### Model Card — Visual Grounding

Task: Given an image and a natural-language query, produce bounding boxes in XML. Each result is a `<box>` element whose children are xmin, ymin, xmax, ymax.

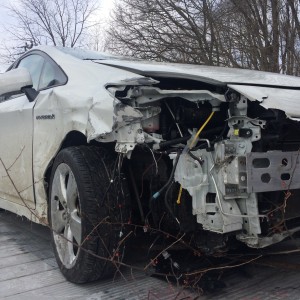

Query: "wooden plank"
<box><xmin>1</xmin><ymin>211</ymin><xmax>300</xmax><ymax>299</ymax></box>
<box><xmin>0</xmin><ymin>258</ymin><xmax>57</xmax><ymax>282</ymax></box>
<box><xmin>0</xmin><ymin>245</ymin><xmax>51</xmax><ymax>259</ymax></box>
<box><xmin>0</xmin><ymin>249</ymin><xmax>53</xmax><ymax>269</ymax></box>
<box><xmin>0</xmin><ymin>270</ymin><xmax>66</xmax><ymax>298</ymax></box>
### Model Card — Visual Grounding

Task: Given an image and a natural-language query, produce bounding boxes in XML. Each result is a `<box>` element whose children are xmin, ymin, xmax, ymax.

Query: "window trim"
<box><xmin>16</xmin><ymin>54</ymin><xmax>45</xmax><ymax>90</ymax></box>
<box><xmin>12</xmin><ymin>50</ymin><xmax>68</xmax><ymax>92</ymax></box>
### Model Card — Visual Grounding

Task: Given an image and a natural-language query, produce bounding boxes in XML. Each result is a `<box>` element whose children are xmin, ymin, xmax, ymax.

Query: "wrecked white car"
<box><xmin>1</xmin><ymin>46</ymin><xmax>300</xmax><ymax>283</ymax></box>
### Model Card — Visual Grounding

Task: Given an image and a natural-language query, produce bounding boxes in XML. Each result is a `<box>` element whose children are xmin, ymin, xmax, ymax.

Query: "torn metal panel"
<box><xmin>237</xmin><ymin>226</ymin><xmax>300</xmax><ymax>248</ymax></box>
<box><xmin>122</xmin><ymin>86</ymin><xmax>225</xmax><ymax>104</ymax></box>
<box><xmin>174</xmin><ymin>150</ymin><xmax>243</xmax><ymax>234</ymax></box>
<box><xmin>106</xmin><ymin>76</ymin><xmax>159</xmax><ymax>87</ymax></box>
<box><xmin>228</xmin><ymin>84</ymin><xmax>300</xmax><ymax>118</ymax></box>
<box><xmin>25</xmin><ymin>55</ymin><xmax>150</xmax><ymax>220</ymax></box>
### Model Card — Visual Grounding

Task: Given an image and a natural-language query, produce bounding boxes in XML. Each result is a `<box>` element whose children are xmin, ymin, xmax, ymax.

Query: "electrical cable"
<box><xmin>176</xmin><ymin>185</ymin><xmax>183</xmax><ymax>205</ymax></box>
<box><xmin>165</xmin><ymin>102</ymin><xmax>183</xmax><ymax>137</ymax></box>
<box><xmin>177</xmin><ymin>111</ymin><xmax>215</xmax><ymax>205</ymax></box>
<box><xmin>151</xmin><ymin>150</ymin><xmax>181</xmax><ymax>201</ymax></box>
<box><xmin>189</xmin><ymin>111</ymin><xmax>215</xmax><ymax>149</ymax></box>
<box><xmin>164</xmin><ymin>180</ymin><xmax>180</xmax><ymax>224</ymax></box>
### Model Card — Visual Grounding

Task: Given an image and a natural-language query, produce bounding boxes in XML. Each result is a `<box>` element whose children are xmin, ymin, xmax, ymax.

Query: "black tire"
<box><xmin>48</xmin><ymin>146</ymin><xmax>130</xmax><ymax>283</ymax></box>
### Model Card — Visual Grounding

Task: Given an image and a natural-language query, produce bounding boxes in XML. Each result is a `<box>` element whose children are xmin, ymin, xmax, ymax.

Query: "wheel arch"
<box><xmin>43</xmin><ymin>131</ymin><xmax>117</xmax><ymax>201</ymax></box>
<box><xmin>43</xmin><ymin>130</ymin><xmax>88</xmax><ymax>200</ymax></box>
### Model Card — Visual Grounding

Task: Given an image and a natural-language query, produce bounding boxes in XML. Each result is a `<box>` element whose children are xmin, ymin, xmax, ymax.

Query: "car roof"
<box><xmin>26</xmin><ymin>46</ymin><xmax>300</xmax><ymax>89</ymax></box>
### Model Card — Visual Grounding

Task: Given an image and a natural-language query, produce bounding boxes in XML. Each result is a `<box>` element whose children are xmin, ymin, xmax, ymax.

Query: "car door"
<box><xmin>31</xmin><ymin>55</ymin><xmax>68</xmax><ymax>206</ymax></box>
<box><xmin>0</xmin><ymin>54</ymin><xmax>44</xmax><ymax>209</ymax></box>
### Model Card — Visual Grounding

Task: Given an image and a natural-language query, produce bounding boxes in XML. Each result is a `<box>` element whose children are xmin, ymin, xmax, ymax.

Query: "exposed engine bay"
<box><xmin>104</xmin><ymin>76</ymin><xmax>300</xmax><ymax>252</ymax></box>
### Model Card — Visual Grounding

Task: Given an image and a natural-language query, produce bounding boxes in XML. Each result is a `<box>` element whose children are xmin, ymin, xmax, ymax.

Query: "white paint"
<box><xmin>0</xmin><ymin>67</ymin><xmax>32</xmax><ymax>95</ymax></box>
<box><xmin>98</xmin><ymin>59</ymin><xmax>300</xmax><ymax>88</ymax></box>
<box><xmin>1</xmin><ymin>46</ymin><xmax>300</xmax><ymax>250</ymax></box>
<box><xmin>0</xmin><ymin>46</ymin><xmax>146</xmax><ymax>221</ymax></box>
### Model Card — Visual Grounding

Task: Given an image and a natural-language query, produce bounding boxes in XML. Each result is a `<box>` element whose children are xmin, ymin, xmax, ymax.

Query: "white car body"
<box><xmin>1</xmin><ymin>45</ymin><xmax>300</xmax><ymax>259</ymax></box>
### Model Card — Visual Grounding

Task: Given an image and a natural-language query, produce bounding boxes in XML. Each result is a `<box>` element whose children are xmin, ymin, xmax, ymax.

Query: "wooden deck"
<box><xmin>1</xmin><ymin>210</ymin><xmax>300</xmax><ymax>299</ymax></box>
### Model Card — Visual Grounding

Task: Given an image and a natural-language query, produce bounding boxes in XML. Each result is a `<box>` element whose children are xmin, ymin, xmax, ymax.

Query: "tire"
<box><xmin>48</xmin><ymin>146</ymin><xmax>130</xmax><ymax>283</ymax></box>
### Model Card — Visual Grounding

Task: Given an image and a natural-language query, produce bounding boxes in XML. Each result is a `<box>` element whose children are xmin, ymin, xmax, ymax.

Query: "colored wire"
<box><xmin>190</xmin><ymin>111</ymin><xmax>215</xmax><ymax>149</ymax></box>
<box><xmin>177</xmin><ymin>111</ymin><xmax>215</xmax><ymax>205</ymax></box>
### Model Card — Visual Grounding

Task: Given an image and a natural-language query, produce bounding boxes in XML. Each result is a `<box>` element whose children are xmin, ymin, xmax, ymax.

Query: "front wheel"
<box><xmin>49</xmin><ymin>146</ymin><xmax>130</xmax><ymax>283</ymax></box>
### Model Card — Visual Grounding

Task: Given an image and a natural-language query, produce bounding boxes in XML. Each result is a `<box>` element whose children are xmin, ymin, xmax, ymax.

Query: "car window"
<box><xmin>17</xmin><ymin>55</ymin><xmax>45</xmax><ymax>90</ymax></box>
<box><xmin>39</xmin><ymin>60</ymin><xmax>67</xmax><ymax>90</ymax></box>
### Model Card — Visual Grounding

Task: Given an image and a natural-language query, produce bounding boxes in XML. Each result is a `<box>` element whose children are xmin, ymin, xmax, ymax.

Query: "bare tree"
<box><xmin>1</xmin><ymin>0</ymin><xmax>99</xmax><ymax>62</ymax></box>
<box><xmin>105</xmin><ymin>0</ymin><xmax>225</xmax><ymax>65</ymax></box>
<box><xmin>86</xmin><ymin>23</ymin><xmax>107</xmax><ymax>51</ymax></box>
<box><xmin>106</xmin><ymin>0</ymin><xmax>300</xmax><ymax>75</ymax></box>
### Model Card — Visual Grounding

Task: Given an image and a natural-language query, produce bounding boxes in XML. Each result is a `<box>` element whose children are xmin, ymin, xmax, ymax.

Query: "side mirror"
<box><xmin>0</xmin><ymin>68</ymin><xmax>38</xmax><ymax>101</ymax></box>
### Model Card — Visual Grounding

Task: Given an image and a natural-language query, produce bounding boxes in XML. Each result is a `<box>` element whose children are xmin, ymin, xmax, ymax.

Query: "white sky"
<box><xmin>0</xmin><ymin>0</ymin><xmax>11</xmax><ymax>42</ymax></box>
<box><xmin>0</xmin><ymin>0</ymin><xmax>114</xmax><ymax>71</ymax></box>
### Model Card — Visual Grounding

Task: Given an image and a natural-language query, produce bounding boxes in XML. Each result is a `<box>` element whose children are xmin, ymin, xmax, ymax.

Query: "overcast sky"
<box><xmin>0</xmin><ymin>0</ymin><xmax>11</xmax><ymax>43</ymax></box>
<box><xmin>0</xmin><ymin>0</ymin><xmax>114</xmax><ymax>71</ymax></box>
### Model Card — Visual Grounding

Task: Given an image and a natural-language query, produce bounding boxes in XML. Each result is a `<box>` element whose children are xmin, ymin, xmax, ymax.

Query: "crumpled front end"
<box><xmin>90</xmin><ymin>74</ymin><xmax>300</xmax><ymax>250</ymax></box>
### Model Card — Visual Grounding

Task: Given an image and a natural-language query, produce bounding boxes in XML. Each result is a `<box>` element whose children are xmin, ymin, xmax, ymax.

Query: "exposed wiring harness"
<box><xmin>151</xmin><ymin>111</ymin><xmax>216</xmax><ymax>226</ymax></box>
<box><xmin>177</xmin><ymin>111</ymin><xmax>215</xmax><ymax>205</ymax></box>
<box><xmin>151</xmin><ymin>150</ymin><xmax>181</xmax><ymax>201</ymax></box>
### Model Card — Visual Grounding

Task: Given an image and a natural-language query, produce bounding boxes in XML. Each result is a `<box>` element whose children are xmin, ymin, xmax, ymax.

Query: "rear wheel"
<box><xmin>49</xmin><ymin>146</ymin><xmax>130</xmax><ymax>283</ymax></box>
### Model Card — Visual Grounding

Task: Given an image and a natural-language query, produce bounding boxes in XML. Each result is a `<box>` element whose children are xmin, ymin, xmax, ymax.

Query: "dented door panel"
<box><xmin>0</xmin><ymin>95</ymin><xmax>35</xmax><ymax>209</ymax></box>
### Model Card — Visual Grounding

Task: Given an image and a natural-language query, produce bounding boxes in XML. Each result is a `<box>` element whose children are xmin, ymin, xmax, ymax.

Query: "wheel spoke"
<box><xmin>51</xmin><ymin>162</ymin><xmax>83</xmax><ymax>269</ymax></box>
<box><xmin>51</xmin><ymin>209</ymin><xmax>66</xmax><ymax>233</ymax></box>
<box><xmin>66</xmin><ymin>172</ymin><xmax>78</xmax><ymax>211</ymax></box>
<box><xmin>63</xmin><ymin>225</ymin><xmax>75</xmax><ymax>266</ymax></box>
<box><xmin>52</xmin><ymin>167</ymin><xmax>67</xmax><ymax>208</ymax></box>
<box><xmin>70</xmin><ymin>212</ymin><xmax>81</xmax><ymax>244</ymax></box>
<box><xmin>62</xmin><ymin>226</ymin><xmax>69</xmax><ymax>265</ymax></box>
